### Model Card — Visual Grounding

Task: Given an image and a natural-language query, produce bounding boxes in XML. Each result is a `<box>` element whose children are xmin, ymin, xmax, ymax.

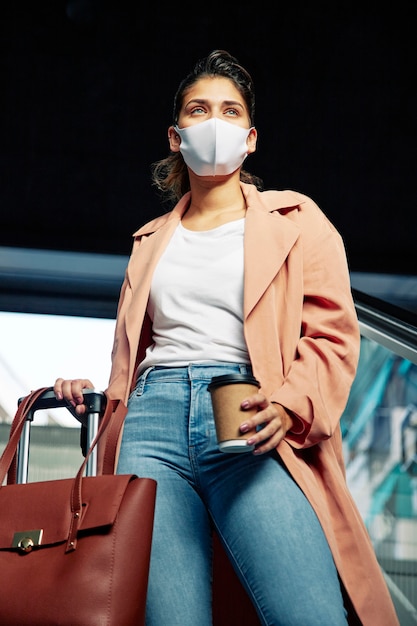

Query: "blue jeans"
<box><xmin>117</xmin><ymin>363</ymin><xmax>348</xmax><ymax>626</ymax></box>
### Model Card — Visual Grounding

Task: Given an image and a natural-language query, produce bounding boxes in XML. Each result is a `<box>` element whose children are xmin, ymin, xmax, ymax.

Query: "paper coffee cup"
<box><xmin>207</xmin><ymin>373</ymin><xmax>260</xmax><ymax>453</ymax></box>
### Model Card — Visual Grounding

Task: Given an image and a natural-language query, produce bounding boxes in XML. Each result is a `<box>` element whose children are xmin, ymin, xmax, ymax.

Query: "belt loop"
<box><xmin>135</xmin><ymin>366</ymin><xmax>155</xmax><ymax>396</ymax></box>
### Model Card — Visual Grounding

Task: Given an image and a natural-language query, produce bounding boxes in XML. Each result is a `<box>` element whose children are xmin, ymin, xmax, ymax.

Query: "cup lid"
<box><xmin>219</xmin><ymin>440</ymin><xmax>255</xmax><ymax>453</ymax></box>
<box><xmin>207</xmin><ymin>373</ymin><xmax>260</xmax><ymax>391</ymax></box>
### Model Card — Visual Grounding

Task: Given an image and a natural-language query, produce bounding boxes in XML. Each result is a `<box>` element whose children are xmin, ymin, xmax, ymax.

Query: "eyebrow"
<box><xmin>184</xmin><ymin>98</ymin><xmax>244</xmax><ymax>109</ymax></box>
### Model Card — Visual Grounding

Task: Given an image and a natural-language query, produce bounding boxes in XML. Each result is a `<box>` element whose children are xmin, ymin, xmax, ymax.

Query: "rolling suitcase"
<box><xmin>0</xmin><ymin>386</ymin><xmax>157</xmax><ymax>626</ymax></box>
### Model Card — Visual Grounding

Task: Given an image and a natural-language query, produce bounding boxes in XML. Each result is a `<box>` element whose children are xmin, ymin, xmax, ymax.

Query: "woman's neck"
<box><xmin>182</xmin><ymin>176</ymin><xmax>246</xmax><ymax>231</ymax></box>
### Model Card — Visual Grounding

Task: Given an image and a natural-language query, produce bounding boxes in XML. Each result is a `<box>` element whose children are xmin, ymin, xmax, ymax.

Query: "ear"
<box><xmin>168</xmin><ymin>126</ymin><xmax>181</xmax><ymax>152</ymax></box>
<box><xmin>247</xmin><ymin>127</ymin><xmax>257</xmax><ymax>155</ymax></box>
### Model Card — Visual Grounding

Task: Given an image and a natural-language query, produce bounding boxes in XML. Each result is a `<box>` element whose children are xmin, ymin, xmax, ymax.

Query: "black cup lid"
<box><xmin>207</xmin><ymin>373</ymin><xmax>260</xmax><ymax>391</ymax></box>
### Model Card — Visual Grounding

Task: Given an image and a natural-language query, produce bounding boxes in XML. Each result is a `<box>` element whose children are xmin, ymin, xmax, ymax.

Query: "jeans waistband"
<box><xmin>136</xmin><ymin>362</ymin><xmax>253</xmax><ymax>388</ymax></box>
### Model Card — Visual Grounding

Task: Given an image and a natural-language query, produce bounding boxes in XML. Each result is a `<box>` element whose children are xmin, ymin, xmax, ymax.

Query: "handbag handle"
<box><xmin>0</xmin><ymin>387</ymin><xmax>50</xmax><ymax>486</ymax></box>
<box><xmin>67</xmin><ymin>392</ymin><xmax>123</xmax><ymax>551</ymax></box>
<box><xmin>0</xmin><ymin>387</ymin><xmax>127</xmax><ymax>552</ymax></box>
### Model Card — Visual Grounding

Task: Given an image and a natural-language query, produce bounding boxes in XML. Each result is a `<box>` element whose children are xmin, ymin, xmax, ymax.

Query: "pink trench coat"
<box><xmin>105</xmin><ymin>183</ymin><xmax>399</xmax><ymax>625</ymax></box>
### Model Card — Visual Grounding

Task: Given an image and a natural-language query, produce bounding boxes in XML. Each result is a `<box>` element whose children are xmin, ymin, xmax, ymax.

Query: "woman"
<box><xmin>54</xmin><ymin>50</ymin><xmax>399</xmax><ymax>625</ymax></box>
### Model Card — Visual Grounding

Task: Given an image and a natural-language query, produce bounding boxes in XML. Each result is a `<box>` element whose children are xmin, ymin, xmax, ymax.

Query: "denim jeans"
<box><xmin>117</xmin><ymin>363</ymin><xmax>348</xmax><ymax>626</ymax></box>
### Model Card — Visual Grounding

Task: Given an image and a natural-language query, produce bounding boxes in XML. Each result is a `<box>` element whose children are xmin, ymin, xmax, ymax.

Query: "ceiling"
<box><xmin>1</xmin><ymin>2</ymin><xmax>416</xmax><ymax>281</ymax></box>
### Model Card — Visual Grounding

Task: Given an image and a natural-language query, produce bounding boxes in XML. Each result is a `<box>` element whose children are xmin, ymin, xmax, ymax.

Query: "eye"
<box><xmin>224</xmin><ymin>108</ymin><xmax>239</xmax><ymax>117</ymax></box>
<box><xmin>190</xmin><ymin>106</ymin><xmax>206</xmax><ymax>116</ymax></box>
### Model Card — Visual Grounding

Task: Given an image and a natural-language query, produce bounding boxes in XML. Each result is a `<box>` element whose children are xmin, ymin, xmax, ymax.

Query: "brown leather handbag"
<box><xmin>0</xmin><ymin>387</ymin><xmax>157</xmax><ymax>626</ymax></box>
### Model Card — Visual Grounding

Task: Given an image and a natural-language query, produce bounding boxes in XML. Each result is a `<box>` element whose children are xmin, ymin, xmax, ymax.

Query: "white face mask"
<box><xmin>175</xmin><ymin>117</ymin><xmax>252</xmax><ymax>176</ymax></box>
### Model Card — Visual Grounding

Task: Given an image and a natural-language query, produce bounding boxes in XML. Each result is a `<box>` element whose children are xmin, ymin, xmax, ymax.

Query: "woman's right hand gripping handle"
<box><xmin>54</xmin><ymin>377</ymin><xmax>95</xmax><ymax>415</ymax></box>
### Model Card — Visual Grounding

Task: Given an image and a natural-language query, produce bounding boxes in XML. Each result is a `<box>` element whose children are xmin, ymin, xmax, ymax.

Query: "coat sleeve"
<box><xmin>270</xmin><ymin>198</ymin><xmax>361</xmax><ymax>448</ymax></box>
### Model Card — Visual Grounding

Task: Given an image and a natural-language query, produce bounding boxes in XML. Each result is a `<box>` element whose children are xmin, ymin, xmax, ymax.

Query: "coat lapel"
<box><xmin>124</xmin><ymin>194</ymin><xmax>190</xmax><ymax>361</ymax></box>
<box><xmin>127</xmin><ymin>194</ymin><xmax>191</xmax><ymax>296</ymax></box>
<box><xmin>243</xmin><ymin>186</ymin><xmax>302</xmax><ymax>318</ymax></box>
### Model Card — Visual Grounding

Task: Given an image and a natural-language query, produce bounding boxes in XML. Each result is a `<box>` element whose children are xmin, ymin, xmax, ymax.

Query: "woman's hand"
<box><xmin>240</xmin><ymin>393</ymin><xmax>294</xmax><ymax>455</ymax></box>
<box><xmin>54</xmin><ymin>377</ymin><xmax>95</xmax><ymax>415</ymax></box>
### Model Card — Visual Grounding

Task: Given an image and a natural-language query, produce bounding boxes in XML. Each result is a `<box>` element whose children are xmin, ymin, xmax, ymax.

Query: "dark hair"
<box><xmin>151</xmin><ymin>50</ymin><xmax>263</xmax><ymax>204</ymax></box>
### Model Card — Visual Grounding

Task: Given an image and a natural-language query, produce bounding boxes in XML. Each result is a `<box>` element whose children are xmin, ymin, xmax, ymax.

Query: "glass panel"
<box><xmin>341</xmin><ymin>336</ymin><xmax>417</xmax><ymax>621</ymax></box>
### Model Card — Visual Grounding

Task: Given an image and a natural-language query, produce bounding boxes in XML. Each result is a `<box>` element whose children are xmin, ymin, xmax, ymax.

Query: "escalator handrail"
<box><xmin>353</xmin><ymin>288</ymin><xmax>417</xmax><ymax>364</ymax></box>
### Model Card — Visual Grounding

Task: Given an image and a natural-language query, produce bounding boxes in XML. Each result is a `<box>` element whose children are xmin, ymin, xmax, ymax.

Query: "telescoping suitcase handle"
<box><xmin>17</xmin><ymin>388</ymin><xmax>107</xmax><ymax>483</ymax></box>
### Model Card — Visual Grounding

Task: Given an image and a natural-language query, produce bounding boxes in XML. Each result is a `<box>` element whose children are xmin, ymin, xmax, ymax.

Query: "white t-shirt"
<box><xmin>139</xmin><ymin>218</ymin><xmax>250</xmax><ymax>371</ymax></box>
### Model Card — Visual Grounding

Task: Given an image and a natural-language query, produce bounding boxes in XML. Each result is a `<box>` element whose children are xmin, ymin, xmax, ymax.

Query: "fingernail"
<box><xmin>240</xmin><ymin>423</ymin><xmax>250</xmax><ymax>433</ymax></box>
<box><xmin>241</xmin><ymin>400</ymin><xmax>250</xmax><ymax>409</ymax></box>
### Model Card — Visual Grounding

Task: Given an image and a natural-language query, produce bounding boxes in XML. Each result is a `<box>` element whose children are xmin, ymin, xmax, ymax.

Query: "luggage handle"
<box><xmin>15</xmin><ymin>389</ymin><xmax>107</xmax><ymax>482</ymax></box>
<box><xmin>17</xmin><ymin>388</ymin><xmax>107</xmax><ymax>427</ymax></box>
<box><xmin>2</xmin><ymin>389</ymin><xmax>107</xmax><ymax>485</ymax></box>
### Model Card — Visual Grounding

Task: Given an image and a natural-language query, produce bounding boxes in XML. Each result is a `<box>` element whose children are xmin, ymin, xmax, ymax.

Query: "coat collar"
<box><xmin>132</xmin><ymin>183</ymin><xmax>305</xmax><ymax>238</ymax></box>
<box><xmin>128</xmin><ymin>183</ymin><xmax>303</xmax><ymax>321</ymax></box>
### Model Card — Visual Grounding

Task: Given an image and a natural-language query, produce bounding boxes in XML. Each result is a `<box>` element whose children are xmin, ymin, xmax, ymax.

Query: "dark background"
<box><xmin>1</xmin><ymin>1</ymin><xmax>416</xmax><ymax>274</ymax></box>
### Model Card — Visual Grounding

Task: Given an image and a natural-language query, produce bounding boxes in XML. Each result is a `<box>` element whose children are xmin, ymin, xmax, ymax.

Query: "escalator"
<box><xmin>344</xmin><ymin>290</ymin><xmax>417</xmax><ymax>624</ymax></box>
